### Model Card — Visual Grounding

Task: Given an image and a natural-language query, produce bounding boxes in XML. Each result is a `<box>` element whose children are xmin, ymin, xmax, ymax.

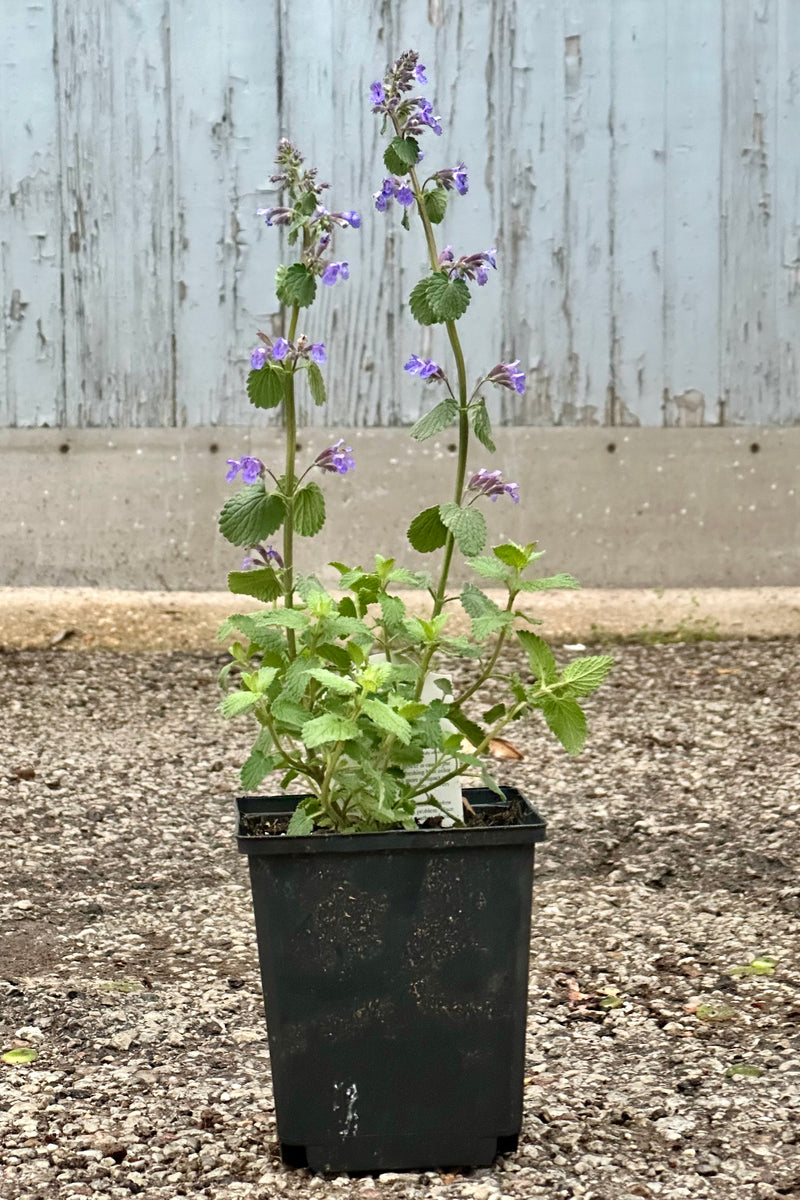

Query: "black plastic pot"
<box><xmin>237</xmin><ymin>786</ymin><xmax>546</xmax><ymax>1174</ymax></box>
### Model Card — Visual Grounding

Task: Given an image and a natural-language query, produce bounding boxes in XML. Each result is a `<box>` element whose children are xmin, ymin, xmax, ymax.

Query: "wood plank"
<box><xmin>169</xmin><ymin>0</ymin><xmax>281</xmax><ymax>427</ymax></box>
<box><xmin>662</xmin><ymin>0</ymin><xmax>724</xmax><ymax>427</ymax></box>
<box><xmin>54</xmin><ymin>0</ymin><xmax>174</xmax><ymax>426</ymax></box>
<box><xmin>609</xmin><ymin>0</ymin><xmax>666</xmax><ymax>426</ymax></box>
<box><xmin>558</xmin><ymin>1</ymin><xmax>613</xmax><ymax>426</ymax></box>
<box><xmin>486</xmin><ymin>1</ymin><xmax>568</xmax><ymax>426</ymax></box>
<box><xmin>719</xmin><ymin>0</ymin><xmax>781</xmax><ymax>424</ymax></box>
<box><xmin>0</xmin><ymin>2</ymin><xmax>63</xmax><ymax>426</ymax></box>
<box><xmin>777</xmin><ymin>0</ymin><xmax>800</xmax><ymax>423</ymax></box>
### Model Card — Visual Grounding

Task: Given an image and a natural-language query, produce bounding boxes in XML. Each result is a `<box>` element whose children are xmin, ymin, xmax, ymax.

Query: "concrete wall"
<box><xmin>2</xmin><ymin>426</ymin><xmax>797</xmax><ymax>589</ymax></box>
<box><xmin>1</xmin><ymin>0</ymin><xmax>799</xmax><ymax>430</ymax></box>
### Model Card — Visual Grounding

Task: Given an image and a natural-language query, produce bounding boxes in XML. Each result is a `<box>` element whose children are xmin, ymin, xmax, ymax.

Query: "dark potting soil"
<box><xmin>239</xmin><ymin>795</ymin><xmax>528</xmax><ymax>838</ymax></box>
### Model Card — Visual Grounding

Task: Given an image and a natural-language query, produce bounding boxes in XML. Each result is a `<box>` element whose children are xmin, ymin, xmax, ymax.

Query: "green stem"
<box><xmin>405</xmin><ymin>699</ymin><xmax>528</xmax><ymax>800</ymax></box>
<box><xmin>282</xmin><ymin>304</ymin><xmax>301</xmax><ymax>655</ymax></box>
<box><xmin>453</xmin><ymin>591</ymin><xmax>517</xmax><ymax>706</ymax></box>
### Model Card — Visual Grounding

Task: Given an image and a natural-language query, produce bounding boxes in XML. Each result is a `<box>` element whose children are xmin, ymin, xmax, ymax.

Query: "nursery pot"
<box><xmin>236</xmin><ymin>786</ymin><xmax>546</xmax><ymax>1174</ymax></box>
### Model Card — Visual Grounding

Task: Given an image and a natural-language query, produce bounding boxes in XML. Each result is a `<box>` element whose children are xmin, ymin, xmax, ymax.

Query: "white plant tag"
<box><xmin>405</xmin><ymin>673</ymin><xmax>463</xmax><ymax>827</ymax></box>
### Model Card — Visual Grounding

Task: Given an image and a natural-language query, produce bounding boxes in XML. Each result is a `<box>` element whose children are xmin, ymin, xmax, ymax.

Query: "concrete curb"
<box><xmin>1</xmin><ymin>587</ymin><xmax>799</xmax><ymax>651</ymax></box>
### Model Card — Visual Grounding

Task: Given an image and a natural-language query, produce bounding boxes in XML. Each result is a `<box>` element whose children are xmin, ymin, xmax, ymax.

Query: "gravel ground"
<box><xmin>1</xmin><ymin>640</ymin><xmax>799</xmax><ymax>1200</ymax></box>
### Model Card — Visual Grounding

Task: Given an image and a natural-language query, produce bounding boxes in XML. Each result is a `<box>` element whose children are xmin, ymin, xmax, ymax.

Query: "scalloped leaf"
<box><xmin>407</xmin><ymin>505</ymin><xmax>448</xmax><ymax>553</ymax></box>
<box><xmin>219</xmin><ymin>487</ymin><xmax>286</xmax><ymax>547</ymax></box>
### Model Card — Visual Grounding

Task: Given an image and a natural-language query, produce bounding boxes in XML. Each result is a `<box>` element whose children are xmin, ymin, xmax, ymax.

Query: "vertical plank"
<box><xmin>609</xmin><ymin>0</ymin><xmax>666</xmax><ymax>426</ymax></box>
<box><xmin>558</xmin><ymin>0</ymin><xmax>613</xmax><ymax>426</ymax></box>
<box><xmin>55</xmin><ymin>0</ymin><xmax>174</xmax><ymax>426</ymax></box>
<box><xmin>777</xmin><ymin>0</ymin><xmax>800</xmax><ymax>423</ymax></box>
<box><xmin>486</xmin><ymin>1</ymin><xmax>567</xmax><ymax>426</ymax></box>
<box><xmin>662</xmin><ymin>0</ymin><xmax>723</xmax><ymax>427</ymax></box>
<box><xmin>169</xmin><ymin>0</ymin><xmax>281</xmax><ymax>427</ymax></box>
<box><xmin>719</xmin><ymin>0</ymin><xmax>780</xmax><ymax>424</ymax></box>
<box><xmin>0</xmin><ymin>2</ymin><xmax>62</xmax><ymax>426</ymax></box>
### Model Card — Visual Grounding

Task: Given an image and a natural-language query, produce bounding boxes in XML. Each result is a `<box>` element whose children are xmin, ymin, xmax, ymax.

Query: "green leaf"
<box><xmin>294</xmin><ymin>481</ymin><xmax>326</xmax><ymax>537</ymax></box>
<box><xmin>559</xmin><ymin>655</ymin><xmax>614</xmax><ymax>697</ymax></box>
<box><xmin>483</xmin><ymin>702</ymin><xmax>506</xmax><ymax>724</ymax></box>
<box><xmin>409</xmin><ymin>276</ymin><xmax>439</xmax><ymax>326</ymax></box>
<box><xmin>470</xmin><ymin>399</ymin><xmax>496</xmax><ymax>452</ymax></box>
<box><xmin>519</xmin><ymin>573</ymin><xmax>581</xmax><ymax>592</ymax></box>
<box><xmin>423</xmin><ymin>186</ymin><xmax>448</xmax><ymax>224</ymax></box>
<box><xmin>240</xmin><ymin>749</ymin><xmax>275</xmax><ymax>790</ymax></box>
<box><xmin>2</xmin><ymin>1047</ymin><xmax>38</xmax><ymax>1065</ymax></box>
<box><xmin>518</xmin><ymin>630</ymin><xmax>558</xmax><ymax>684</ymax></box>
<box><xmin>270</xmin><ymin>696</ymin><xmax>312</xmax><ymax>728</ymax></box>
<box><xmin>361</xmin><ymin>697</ymin><xmax>412</xmax><ymax>743</ymax></box>
<box><xmin>541</xmin><ymin>697</ymin><xmax>587</xmax><ymax>755</ymax></box>
<box><xmin>256</xmin><ymin>608</ymin><xmax>309</xmax><ymax>630</ymax></box>
<box><xmin>384</xmin><ymin>135</ymin><xmax>420</xmax><ymax>173</ymax></box>
<box><xmin>316</xmin><ymin>642</ymin><xmax>352</xmax><ymax>671</ymax></box>
<box><xmin>426</xmin><ymin>272</ymin><xmax>471</xmax><ymax>322</ymax></box>
<box><xmin>287</xmin><ymin>805</ymin><xmax>315</xmax><ymax>836</ymax></box>
<box><xmin>307</xmin><ymin>667</ymin><xmax>358</xmax><ymax>695</ymax></box>
<box><xmin>410</xmin><ymin>398</ymin><xmax>459</xmax><ymax>442</ymax></box>
<box><xmin>439</xmin><ymin>503</ymin><xmax>487</xmax><ymax>556</ymax></box>
<box><xmin>295</xmin><ymin>192</ymin><xmax>318</xmax><ymax>216</ymax></box>
<box><xmin>242</xmin><ymin>666</ymin><xmax>278</xmax><ymax>693</ymax></box>
<box><xmin>219</xmin><ymin>691</ymin><xmax>260</xmax><ymax>718</ymax></box>
<box><xmin>247</xmin><ymin>364</ymin><xmax>287</xmax><ymax>410</ymax></box>
<box><xmin>447</xmin><ymin>706</ymin><xmax>486</xmax><ymax>749</ymax></box>
<box><xmin>227</xmin><ymin>568</ymin><xmax>282</xmax><ymax>603</ymax></box>
<box><xmin>459</xmin><ymin>582</ymin><xmax>512</xmax><ymax>637</ymax></box>
<box><xmin>465</xmin><ymin>554</ymin><xmax>509</xmax><ymax>580</ymax></box>
<box><xmin>379</xmin><ymin>593</ymin><xmax>406</xmax><ymax>634</ymax></box>
<box><xmin>408</xmin><ymin>505</ymin><xmax>448</xmax><ymax>553</ymax></box>
<box><xmin>301</xmin><ymin>713</ymin><xmax>361</xmax><ymax>748</ymax></box>
<box><xmin>493</xmin><ymin>542</ymin><xmax>530</xmax><ymax>570</ymax></box>
<box><xmin>275</xmin><ymin>261</ymin><xmax>317</xmax><ymax>308</ymax></box>
<box><xmin>307</xmin><ymin>361</ymin><xmax>326</xmax><ymax>406</ymax></box>
<box><xmin>219</xmin><ymin>487</ymin><xmax>286</xmax><ymax>548</ymax></box>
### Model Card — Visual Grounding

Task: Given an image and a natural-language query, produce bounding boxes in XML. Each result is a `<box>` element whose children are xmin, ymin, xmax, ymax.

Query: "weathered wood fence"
<box><xmin>2</xmin><ymin>0</ymin><xmax>798</xmax><ymax>429</ymax></box>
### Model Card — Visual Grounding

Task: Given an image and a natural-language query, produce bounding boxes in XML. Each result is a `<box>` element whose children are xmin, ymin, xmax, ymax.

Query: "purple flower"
<box><xmin>256</xmin><ymin>206</ymin><xmax>291</xmax><ymax>227</ymax></box>
<box><xmin>322</xmin><ymin>261</ymin><xmax>350</xmax><ymax>286</ymax></box>
<box><xmin>488</xmin><ymin>360</ymin><xmax>526</xmax><ymax>395</ymax></box>
<box><xmin>417</xmin><ymin>98</ymin><xmax>443</xmax><ymax>136</ymax></box>
<box><xmin>341</xmin><ymin>210</ymin><xmax>361</xmax><ymax>229</ymax></box>
<box><xmin>374</xmin><ymin>190</ymin><xmax>390</xmax><ymax>212</ymax></box>
<box><xmin>242</xmin><ymin>543</ymin><xmax>284</xmax><ymax>570</ymax></box>
<box><xmin>467</xmin><ymin>468</ymin><xmax>520</xmax><ymax>504</ymax></box>
<box><xmin>441</xmin><ymin>247</ymin><xmax>498</xmax><ymax>287</ymax></box>
<box><xmin>404</xmin><ymin>354</ymin><xmax>440</xmax><ymax>379</ymax></box>
<box><xmin>414</xmin><ymin>64</ymin><xmax>428</xmax><ymax>84</ymax></box>
<box><xmin>226</xmin><ymin>456</ymin><xmax>266</xmax><ymax>486</ymax></box>
<box><xmin>436</xmin><ymin>164</ymin><xmax>469</xmax><ymax>195</ymax></box>
<box><xmin>250</xmin><ymin>346</ymin><xmax>268</xmax><ymax>370</ymax></box>
<box><xmin>310</xmin><ymin>342</ymin><xmax>327</xmax><ymax>364</ymax></box>
<box><xmin>396</xmin><ymin>184</ymin><xmax>415</xmax><ymax>207</ymax></box>
<box><xmin>370</xmin><ymin>81</ymin><xmax>386</xmax><ymax>106</ymax></box>
<box><xmin>315</xmin><ymin>438</ymin><xmax>355</xmax><ymax>475</ymax></box>
<box><xmin>438</xmin><ymin>245</ymin><xmax>455</xmax><ymax>264</ymax></box>
<box><xmin>271</xmin><ymin>337</ymin><xmax>290</xmax><ymax>360</ymax></box>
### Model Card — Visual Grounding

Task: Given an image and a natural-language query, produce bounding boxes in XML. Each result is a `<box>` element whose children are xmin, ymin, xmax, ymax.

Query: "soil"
<box><xmin>1</xmin><ymin>639</ymin><xmax>799</xmax><ymax>1200</ymax></box>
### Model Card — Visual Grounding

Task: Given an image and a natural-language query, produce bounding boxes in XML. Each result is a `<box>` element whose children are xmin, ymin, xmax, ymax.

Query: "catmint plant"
<box><xmin>217</xmin><ymin>51</ymin><xmax>612</xmax><ymax>835</ymax></box>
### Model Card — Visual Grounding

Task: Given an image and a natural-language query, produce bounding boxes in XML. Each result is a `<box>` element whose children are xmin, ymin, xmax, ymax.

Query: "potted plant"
<box><xmin>217</xmin><ymin>50</ymin><xmax>612</xmax><ymax>1174</ymax></box>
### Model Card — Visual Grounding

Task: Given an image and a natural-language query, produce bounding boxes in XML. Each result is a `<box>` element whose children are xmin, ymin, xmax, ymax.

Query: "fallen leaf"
<box><xmin>725</xmin><ymin>1063</ymin><xmax>763</xmax><ymax>1079</ymax></box>
<box><xmin>488</xmin><ymin>737</ymin><xmax>524</xmax><ymax>760</ymax></box>
<box><xmin>2</xmin><ymin>1047</ymin><xmax>38</xmax><ymax>1065</ymax></box>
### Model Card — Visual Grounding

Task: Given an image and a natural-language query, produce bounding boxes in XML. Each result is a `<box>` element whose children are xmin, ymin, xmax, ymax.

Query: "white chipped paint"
<box><xmin>1</xmin><ymin>0</ymin><xmax>798</xmax><ymax>428</ymax></box>
<box><xmin>334</xmin><ymin>1081</ymin><xmax>359</xmax><ymax>1138</ymax></box>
